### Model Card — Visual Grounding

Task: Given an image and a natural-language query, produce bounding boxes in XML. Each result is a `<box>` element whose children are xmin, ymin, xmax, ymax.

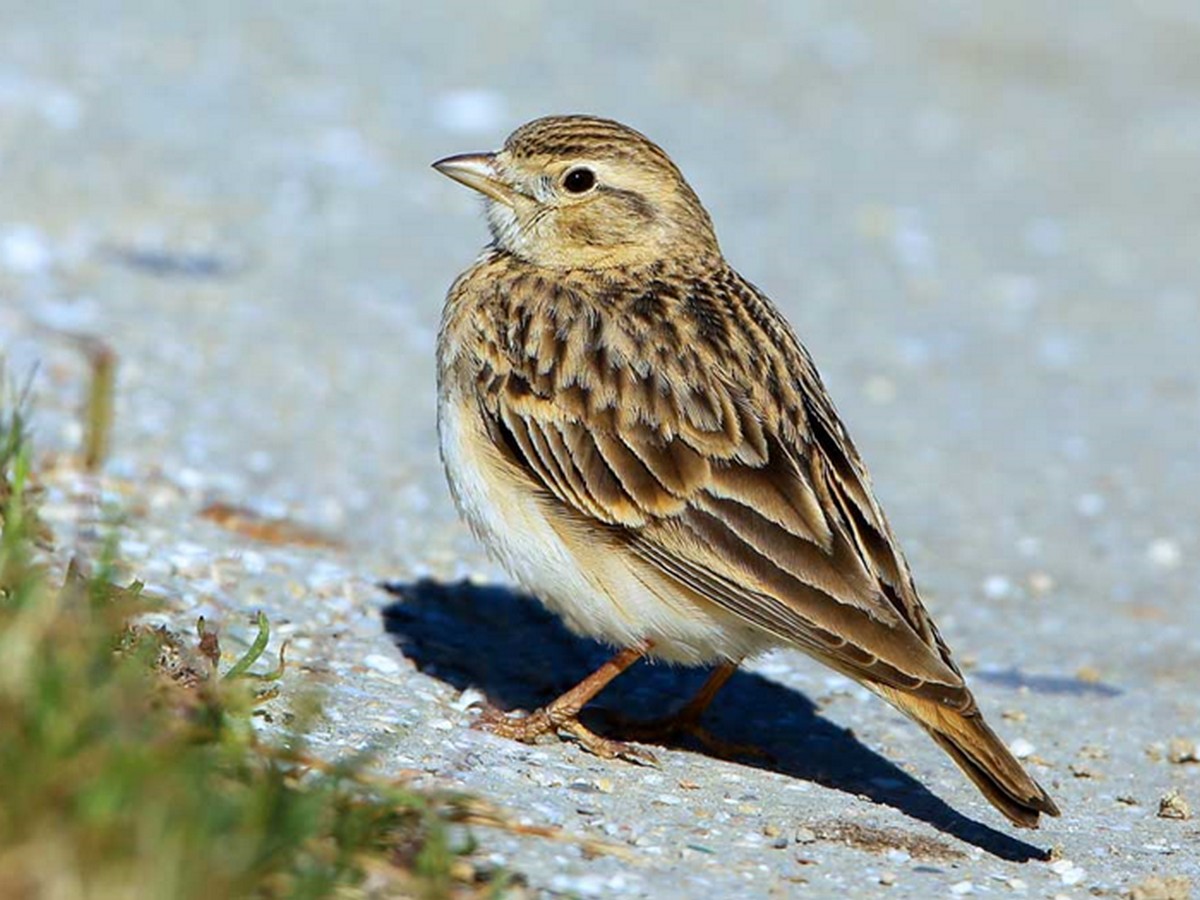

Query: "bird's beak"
<box><xmin>432</xmin><ymin>152</ymin><xmax>520</xmax><ymax>208</ymax></box>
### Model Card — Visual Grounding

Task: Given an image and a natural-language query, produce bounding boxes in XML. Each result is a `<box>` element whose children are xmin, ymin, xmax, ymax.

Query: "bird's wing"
<box><xmin>469</xmin><ymin>267</ymin><xmax>971</xmax><ymax>709</ymax></box>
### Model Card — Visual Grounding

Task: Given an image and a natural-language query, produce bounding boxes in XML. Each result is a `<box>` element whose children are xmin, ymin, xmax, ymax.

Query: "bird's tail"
<box><xmin>875</xmin><ymin>686</ymin><xmax>1061</xmax><ymax>828</ymax></box>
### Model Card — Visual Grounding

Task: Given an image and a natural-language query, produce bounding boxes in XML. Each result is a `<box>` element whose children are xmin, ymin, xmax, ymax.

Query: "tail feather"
<box><xmin>877</xmin><ymin>687</ymin><xmax>1061</xmax><ymax>828</ymax></box>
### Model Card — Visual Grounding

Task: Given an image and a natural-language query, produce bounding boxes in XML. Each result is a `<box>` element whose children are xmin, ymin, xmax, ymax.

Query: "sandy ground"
<box><xmin>2</xmin><ymin>2</ymin><xmax>1198</xmax><ymax>897</ymax></box>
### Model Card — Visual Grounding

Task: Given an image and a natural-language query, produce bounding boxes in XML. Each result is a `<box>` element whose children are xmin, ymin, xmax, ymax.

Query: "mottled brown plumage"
<box><xmin>434</xmin><ymin>115</ymin><xmax>1059</xmax><ymax>828</ymax></box>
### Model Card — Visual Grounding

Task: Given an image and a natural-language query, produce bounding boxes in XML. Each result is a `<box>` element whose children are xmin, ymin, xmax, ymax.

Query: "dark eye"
<box><xmin>562</xmin><ymin>167</ymin><xmax>596</xmax><ymax>193</ymax></box>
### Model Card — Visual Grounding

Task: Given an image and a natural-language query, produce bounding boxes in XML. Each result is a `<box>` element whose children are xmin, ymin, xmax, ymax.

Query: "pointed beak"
<box><xmin>432</xmin><ymin>152</ymin><xmax>520</xmax><ymax>208</ymax></box>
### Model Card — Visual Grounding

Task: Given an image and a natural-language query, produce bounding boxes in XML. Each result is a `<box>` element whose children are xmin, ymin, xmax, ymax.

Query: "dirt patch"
<box><xmin>811</xmin><ymin>821</ymin><xmax>967</xmax><ymax>861</ymax></box>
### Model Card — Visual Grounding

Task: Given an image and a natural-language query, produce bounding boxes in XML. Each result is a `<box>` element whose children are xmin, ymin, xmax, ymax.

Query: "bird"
<box><xmin>432</xmin><ymin>114</ymin><xmax>1060</xmax><ymax>829</ymax></box>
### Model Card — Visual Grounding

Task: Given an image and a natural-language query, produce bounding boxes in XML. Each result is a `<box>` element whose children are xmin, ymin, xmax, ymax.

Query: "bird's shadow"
<box><xmin>380</xmin><ymin>578</ymin><xmax>1049</xmax><ymax>862</ymax></box>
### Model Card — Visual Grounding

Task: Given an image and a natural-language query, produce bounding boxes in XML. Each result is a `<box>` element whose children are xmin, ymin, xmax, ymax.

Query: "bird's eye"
<box><xmin>562</xmin><ymin>167</ymin><xmax>596</xmax><ymax>194</ymax></box>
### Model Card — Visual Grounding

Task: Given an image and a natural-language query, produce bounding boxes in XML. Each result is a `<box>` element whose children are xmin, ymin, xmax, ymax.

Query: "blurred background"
<box><xmin>0</xmin><ymin>2</ymin><xmax>1197</xmax><ymax>891</ymax></box>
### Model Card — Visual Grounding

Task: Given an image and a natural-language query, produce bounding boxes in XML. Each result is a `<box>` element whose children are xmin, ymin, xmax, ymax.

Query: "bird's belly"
<box><xmin>437</xmin><ymin>392</ymin><xmax>767</xmax><ymax>665</ymax></box>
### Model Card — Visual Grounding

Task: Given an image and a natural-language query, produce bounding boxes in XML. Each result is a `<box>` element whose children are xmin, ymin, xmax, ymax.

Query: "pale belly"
<box><xmin>437</xmin><ymin>388</ymin><xmax>773</xmax><ymax>665</ymax></box>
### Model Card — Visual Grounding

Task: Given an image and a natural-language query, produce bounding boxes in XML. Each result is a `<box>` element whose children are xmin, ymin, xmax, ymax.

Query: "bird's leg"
<box><xmin>605</xmin><ymin>659</ymin><xmax>735</xmax><ymax>737</ymax></box>
<box><xmin>473</xmin><ymin>640</ymin><xmax>659</xmax><ymax>765</ymax></box>
<box><xmin>604</xmin><ymin>660</ymin><xmax>771</xmax><ymax>761</ymax></box>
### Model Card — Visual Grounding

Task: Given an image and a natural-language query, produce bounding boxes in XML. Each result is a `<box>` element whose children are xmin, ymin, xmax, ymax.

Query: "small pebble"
<box><xmin>1157</xmin><ymin>789</ymin><xmax>1192</xmax><ymax>820</ymax></box>
<box><xmin>879</xmin><ymin>871</ymin><xmax>896</xmax><ymax>886</ymax></box>
<box><xmin>1166</xmin><ymin>738</ymin><xmax>1198</xmax><ymax>764</ymax></box>
<box><xmin>450</xmin><ymin>687</ymin><xmax>486</xmax><ymax>711</ymax></box>
<box><xmin>795</xmin><ymin>826</ymin><xmax>817</xmax><ymax>844</ymax></box>
<box><xmin>1062</xmin><ymin>868</ymin><xmax>1086</xmax><ymax>886</ymax></box>
<box><xmin>1147</xmin><ymin>538</ymin><xmax>1182</xmax><ymax>569</ymax></box>
<box><xmin>526</xmin><ymin>770</ymin><xmax>561</xmax><ymax>789</ymax></box>
<box><xmin>1028</xmin><ymin>571</ymin><xmax>1055</xmax><ymax>594</ymax></box>
<box><xmin>1</xmin><ymin>224</ymin><xmax>54</xmax><ymax>274</ymax></box>
<box><xmin>549</xmin><ymin>873</ymin><xmax>606</xmax><ymax>897</ymax></box>
<box><xmin>1009</xmin><ymin>738</ymin><xmax>1036</xmax><ymax>759</ymax></box>
<box><xmin>362</xmin><ymin>653</ymin><xmax>402</xmax><ymax>675</ymax></box>
<box><xmin>175</xmin><ymin>467</ymin><xmax>208</xmax><ymax>491</ymax></box>
<box><xmin>1048</xmin><ymin>859</ymin><xmax>1086</xmax><ymax>886</ymax></box>
<box><xmin>982</xmin><ymin>575</ymin><xmax>1012</xmax><ymax>599</ymax></box>
<box><xmin>950</xmin><ymin>880</ymin><xmax>974</xmax><ymax>895</ymax></box>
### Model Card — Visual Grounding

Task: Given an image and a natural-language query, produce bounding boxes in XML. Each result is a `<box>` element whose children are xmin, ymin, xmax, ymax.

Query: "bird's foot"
<box><xmin>473</xmin><ymin>704</ymin><xmax>659</xmax><ymax>767</ymax></box>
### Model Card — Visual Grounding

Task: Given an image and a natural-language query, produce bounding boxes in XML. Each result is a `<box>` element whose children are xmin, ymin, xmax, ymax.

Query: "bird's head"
<box><xmin>434</xmin><ymin>115</ymin><xmax>719</xmax><ymax>269</ymax></box>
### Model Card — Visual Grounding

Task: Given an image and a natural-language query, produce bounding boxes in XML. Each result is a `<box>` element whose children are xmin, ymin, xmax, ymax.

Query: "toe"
<box><xmin>558</xmin><ymin>719</ymin><xmax>660</xmax><ymax>767</ymax></box>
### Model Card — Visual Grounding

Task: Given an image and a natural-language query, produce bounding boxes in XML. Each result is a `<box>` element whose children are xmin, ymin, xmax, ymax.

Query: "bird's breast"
<box><xmin>435</xmin><ymin>374</ymin><xmax>769</xmax><ymax>665</ymax></box>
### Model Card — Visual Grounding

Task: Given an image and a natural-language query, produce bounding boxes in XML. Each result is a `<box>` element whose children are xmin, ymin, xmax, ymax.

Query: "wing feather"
<box><xmin>470</xmin><ymin>258</ymin><xmax>969</xmax><ymax>705</ymax></box>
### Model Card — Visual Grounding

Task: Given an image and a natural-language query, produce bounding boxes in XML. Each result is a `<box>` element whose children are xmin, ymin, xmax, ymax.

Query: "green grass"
<box><xmin>0</xmin><ymin>387</ymin><xmax>500</xmax><ymax>899</ymax></box>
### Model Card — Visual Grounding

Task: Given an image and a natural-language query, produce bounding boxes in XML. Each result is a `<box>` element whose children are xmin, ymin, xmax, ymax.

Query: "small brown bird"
<box><xmin>433</xmin><ymin>115</ymin><xmax>1059</xmax><ymax>828</ymax></box>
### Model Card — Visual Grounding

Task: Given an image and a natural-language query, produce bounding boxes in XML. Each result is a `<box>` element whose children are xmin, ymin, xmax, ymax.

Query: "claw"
<box><xmin>559</xmin><ymin>718</ymin><xmax>660</xmax><ymax>767</ymax></box>
<box><xmin>472</xmin><ymin>703</ymin><xmax>659</xmax><ymax>765</ymax></box>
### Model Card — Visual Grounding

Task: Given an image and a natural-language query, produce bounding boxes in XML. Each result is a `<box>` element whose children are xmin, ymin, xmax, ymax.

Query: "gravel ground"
<box><xmin>2</xmin><ymin>2</ymin><xmax>1198</xmax><ymax>897</ymax></box>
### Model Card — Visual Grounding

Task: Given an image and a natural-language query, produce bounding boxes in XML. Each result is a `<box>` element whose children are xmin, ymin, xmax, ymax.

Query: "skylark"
<box><xmin>433</xmin><ymin>115</ymin><xmax>1059</xmax><ymax>828</ymax></box>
